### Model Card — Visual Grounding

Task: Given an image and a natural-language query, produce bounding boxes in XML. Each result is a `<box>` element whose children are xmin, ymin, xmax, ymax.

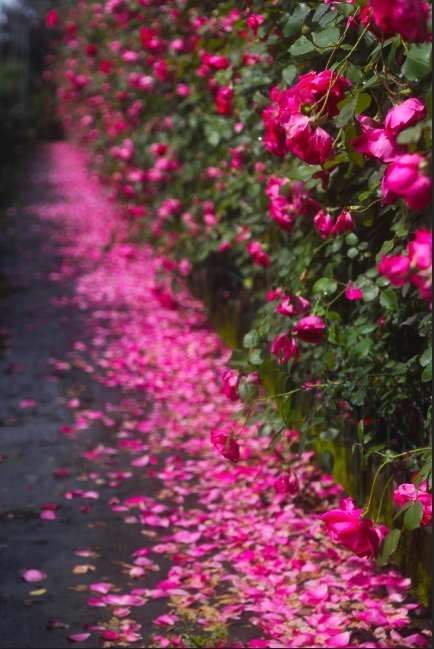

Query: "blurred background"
<box><xmin>0</xmin><ymin>0</ymin><xmax>70</xmax><ymax>172</ymax></box>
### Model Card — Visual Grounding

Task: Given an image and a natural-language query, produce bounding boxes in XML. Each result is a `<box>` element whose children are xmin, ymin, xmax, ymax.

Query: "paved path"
<box><xmin>0</xmin><ymin>147</ymin><xmax>170</xmax><ymax>648</ymax></box>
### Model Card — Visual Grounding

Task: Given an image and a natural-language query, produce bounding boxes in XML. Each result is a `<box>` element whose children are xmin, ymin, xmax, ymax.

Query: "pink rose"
<box><xmin>271</xmin><ymin>333</ymin><xmax>299</xmax><ymax>364</ymax></box>
<box><xmin>289</xmin><ymin>70</ymin><xmax>351</xmax><ymax>118</ymax></box>
<box><xmin>418</xmin><ymin>491</ymin><xmax>432</xmax><ymax>526</ymax></box>
<box><xmin>314</xmin><ymin>210</ymin><xmax>334</xmax><ymax>239</ymax></box>
<box><xmin>332</xmin><ymin>210</ymin><xmax>354</xmax><ymax>235</ymax></box>
<box><xmin>393</xmin><ymin>483</ymin><xmax>419</xmax><ymax>507</ymax></box>
<box><xmin>246</xmin><ymin>14</ymin><xmax>265</xmax><ymax>34</ymax></box>
<box><xmin>276</xmin><ymin>297</ymin><xmax>295</xmax><ymax>317</ymax></box>
<box><xmin>274</xmin><ymin>471</ymin><xmax>299</xmax><ymax>495</ymax></box>
<box><xmin>321</xmin><ymin>497</ymin><xmax>388</xmax><ymax>557</ymax></box>
<box><xmin>46</xmin><ymin>9</ymin><xmax>59</xmax><ymax>29</ymax></box>
<box><xmin>393</xmin><ymin>482</ymin><xmax>432</xmax><ymax>526</ymax></box>
<box><xmin>215</xmin><ymin>86</ymin><xmax>234</xmax><ymax>116</ymax></box>
<box><xmin>210</xmin><ymin>430</ymin><xmax>240</xmax><ymax>462</ymax></box>
<box><xmin>247</xmin><ymin>241</ymin><xmax>271</xmax><ymax>268</ymax></box>
<box><xmin>408</xmin><ymin>229</ymin><xmax>432</xmax><ymax>271</ymax></box>
<box><xmin>352</xmin><ymin>115</ymin><xmax>402</xmax><ymax>163</ymax></box>
<box><xmin>284</xmin><ymin>114</ymin><xmax>334</xmax><ymax>165</ymax></box>
<box><xmin>384</xmin><ymin>98</ymin><xmax>426</xmax><ymax>135</ymax></box>
<box><xmin>369</xmin><ymin>0</ymin><xmax>430</xmax><ymax>42</ymax></box>
<box><xmin>221</xmin><ymin>370</ymin><xmax>240</xmax><ymax>401</ymax></box>
<box><xmin>378</xmin><ymin>255</ymin><xmax>411</xmax><ymax>286</ymax></box>
<box><xmin>292</xmin><ymin>315</ymin><xmax>326</xmax><ymax>344</ymax></box>
<box><xmin>201</xmin><ymin>52</ymin><xmax>230</xmax><ymax>70</ymax></box>
<box><xmin>266</xmin><ymin>288</ymin><xmax>284</xmax><ymax>302</ymax></box>
<box><xmin>382</xmin><ymin>154</ymin><xmax>432</xmax><ymax>212</ymax></box>
<box><xmin>345</xmin><ymin>283</ymin><xmax>364</xmax><ymax>301</ymax></box>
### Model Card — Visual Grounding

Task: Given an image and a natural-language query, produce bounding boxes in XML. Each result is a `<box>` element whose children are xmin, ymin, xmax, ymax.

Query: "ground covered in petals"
<box><xmin>0</xmin><ymin>143</ymin><xmax>431</xmax><ymax>648</ymax></box>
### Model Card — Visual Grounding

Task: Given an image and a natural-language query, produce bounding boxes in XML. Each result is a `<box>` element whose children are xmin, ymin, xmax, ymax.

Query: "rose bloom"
<box><xmin>46</xmin><ymin>9</ymin><xmax>59</xmax><ymax>28</ymax></box>
<box><xmin>378</xmin><ymin>255</ymin><xmax>411</xmax><ymax>286</ymax></box>
<box><xmin>321</xmin><ymin>497</ymin><xmax>388</xmax><ymax>557</ymax></box>
<box><xmin>382</xmin><ymin>154</ymin><xmax>432</xmax><ymax>212</ymax></box>
<box><xmin>393</xmin><ymin>482</ymin><xmax>432</xmax><ymax>526</ymax></box>
<box><xmin>246</xmin><ymin>13</ymin><xmax>265</xmax><ymax>34</ymax></box>
<box><xmin>210</xmin><ymin>430</ymin><xmax>240</xmax><ymax>462</ymax></box>
<box><xmin>271</xmin><ymin>333</ymin><xmax>299</xmax><ymax>364</ymax></box>
<box><xmin>292</xmin><ymin>315</ymin><xmax>326</xmax><ymax>344</ymax></box>
<box><xmin>332</xmin><ymin>210</ymin><xmax>353</xmax><ymax>235</ymax></box>
<box><xmin>284</xmin><ymin>114</ymin><xmax>333</xmax><ymax>165</ymax></box>
<box><xmin>247</xmin><ymin>241</ymin><xmax>271</xmax><ymax>268</ymax></box>
<box><xmin>408</xmin><ymin>229</ymin><xmax>432</xmax><ymax>271</ymax></box>
<box><xmin>221</xmin><ymin>369</ymin><xmax>240</xmax><ymax>401</ymax></box>
<box><xmin>314</xmin><ymin>210</ymin><xmax>334</xmax><ymax>239</ymax></box>
<box><xmin>384</xmin><ymin>97</ymin><xmax>426</xmax><ymax>135</ymax></box>
<box><xmin>369</xmin><ymin>0</ymin><xmax>430</xmax><ymax>42</ymax></box>
<box><xmin>345</xmin><ymin>283</ymin><xmax>364</xmax><ymax>301</ymax></box>
<box><xmin>215</xmin><ymin>86</ymin><xmax>234</xmax><ymax>116</ymax></box>
<box><xmin>352</xmin><ymin>115</ymin><xmax>402</xmax><ymax>163</ymax></box>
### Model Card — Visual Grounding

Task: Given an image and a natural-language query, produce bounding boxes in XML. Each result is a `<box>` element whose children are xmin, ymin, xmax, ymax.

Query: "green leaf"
<box><xmin>354</xmin><ymin>338</ymin><xmax>372</xmax><ymax>358</ymax></box>
<box><xmin>335</xmin><ymin>95</ymin><xmax>357</xmax><ymax>128</ymax></box>
<box><xmin>249</xmin><ymin>349</ymin><xmax>264</xmax><ymax>366</ymax></box>
<box><xmin>283</xmin><ymin>4</ymin><xmax>311</xmax><ymax>38</ymax></box>
<box><xmin>312</xmin><ymin>26</ymin><xmax>340</xmax><ymax>49</ymax></box>
<box><xmin>313</xmin><ymin>277</ymin><xmax>338</xmax><ymax>296</ymax></box>
<box><xmin>289</xmin><ymin>35</ymin><xmax>316</xmax><ymax>57</ymax></box>
<box><xmin>345</xmin><ymin>233</ymin><xmax>359</xmax><ymax>246</ymax></box>
<box><xmin>421</xmin><ymin>362</ymin><xmax>432</xmax><ymax>383</ymax></box>
<box><xmin>355</xmin><ymin>92</ymin><xmax>372</xmax><ymax>114</ymax></box>
<box><xmin>402</xmin><ymin>43</ymin><xmax>432</xmax><ymax>82</ymax></box>
<box><xmin>362</xmin><ymin>284</ymin><xmax>379</xmax><ymax>302</ymax></box>
<box><xmin>380</xmin><ymin>288</ymin><xmax>399</xmax><ymax>311</ymax></box>
<box><xmin>335</xmin><ymin>92</ymin><xmax>371</xmax><ymax>128</ymax></box>
<box><xmin>243</xmin><ymin>331</ymin><xmax>258</xmax><ymax>349</ymax></box>
<box><xmin>420</xmin><ymin>347</ymin><xmax>432</xmax><ymax>367</ymax></box>
<box><xmin>403</xmin><ymin>501</ymin><xmax>423</xmax><ymax>531</ymax></box>
<box><xmin>312</xmin><ymin>4</ymin><xmax>331</xmax><ymax>24</ymax></box>
<box><xmin>397</xmin><ymin>123</ymin><xmax>423</xmax><ymax>145</ymax></box>
<box><xmin>378</xmin><ymin>529</ymin><xmax>401</xmax><ymax>566</ymax></box>
<box><xmin>238</xmin><ymin>380</ymin><xmax>259</xmax><ymax>403</ymax></box>
<box><xmin>281</xmin><ymin>65</ymin><xmax>297</xmax><ymax>85</ymax></box>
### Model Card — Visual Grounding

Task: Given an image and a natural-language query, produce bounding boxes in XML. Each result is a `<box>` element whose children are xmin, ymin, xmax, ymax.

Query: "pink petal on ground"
<box><xmin>21</xmin><ymin>569</ymin><xmax>48</xmax><ymax>583</ymax></box>
<box><xmin>153</xmin><ymin>614</ymin><xmax>178</xmax><ymax>626</ymax></box>
<box><xmin>103</xmin><ymin>594</ymin><xmax>145</xmax><ymax>607</ymax></box>
<box><xmin>326</xmin><ymin>632</ymin><xmax>351</xmax><ymax>647</ymax></box>
<box><xmin>89</xmin><ymin>582</ymin><xmax>113</xmax><ymax>594</ymax></box>
<box><xmin>68</xmin><ymin>633</ymin><xmax>91</xmax><ymax>643</ymax></box>
<box><xmin>19</xmin><ymin>399</ymin><xmax>37</xmax><ymax>409</ymax></box>
<box><xmin>100</xmin><ymin>630</ymin><xmax>120</xmax><ymax>641</ymax></box>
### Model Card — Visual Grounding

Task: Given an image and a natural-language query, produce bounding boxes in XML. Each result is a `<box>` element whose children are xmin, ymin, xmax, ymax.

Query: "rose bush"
<box><xmin>50</xmin><ymin>0</ymin><xmax>431</xmax><ymax>576</ymax></box>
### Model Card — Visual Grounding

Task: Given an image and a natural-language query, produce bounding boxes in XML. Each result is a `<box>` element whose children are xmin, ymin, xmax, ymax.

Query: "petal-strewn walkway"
<box><xmin>0</xmin><ymin>143</ymin><xmax>431</xmax><ymax>648</ymax></box>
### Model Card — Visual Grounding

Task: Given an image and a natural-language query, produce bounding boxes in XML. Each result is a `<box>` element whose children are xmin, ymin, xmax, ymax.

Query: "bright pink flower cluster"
<box><xmin>353</xmin><ymin>98</ymin><xmax>431</xmax><ymax>212</ymax></box>
<box><xmin>321</xmin><ymin>497</ymin><xmax>388</xmax><ymax>557</ymax></box>
<box><xmin>263</xmin><ymin>71</ymin><xmax>351</xmax><ymax>164</ymax></box>
<box><xmin>378</xmin><ymin>229</ymin><xmax>432</xmax><ymax>303</ymax></box>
